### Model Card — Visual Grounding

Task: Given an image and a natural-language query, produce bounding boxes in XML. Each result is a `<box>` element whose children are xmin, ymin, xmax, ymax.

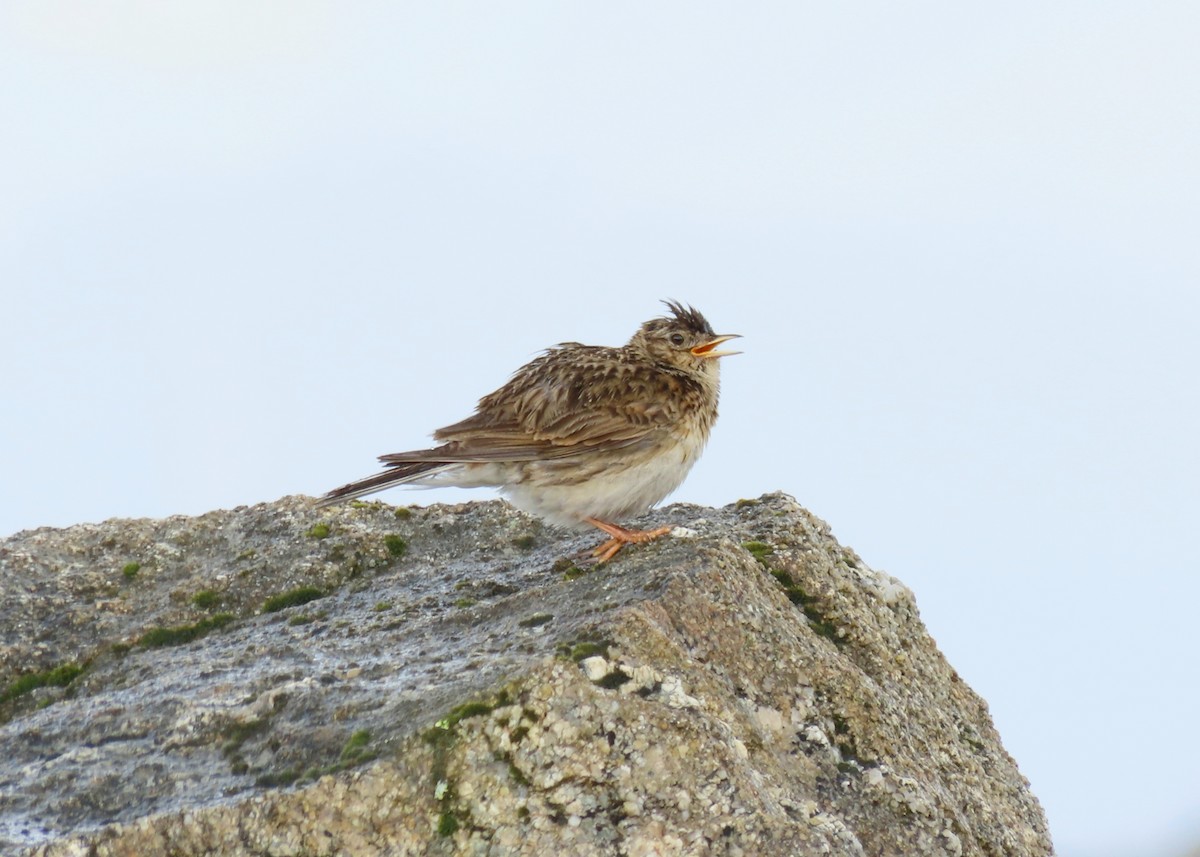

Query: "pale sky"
<box><xmin>3</xmin><ymin>5</ymin><xmax>1199</xmax><ymax>855</ymax></box>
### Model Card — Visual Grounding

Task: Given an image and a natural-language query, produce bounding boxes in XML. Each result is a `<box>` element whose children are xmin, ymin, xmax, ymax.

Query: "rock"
<box><xmin>0</xmin><ymin>493</ymin><xmax>1054</xmax><ymax>856</ymax></box>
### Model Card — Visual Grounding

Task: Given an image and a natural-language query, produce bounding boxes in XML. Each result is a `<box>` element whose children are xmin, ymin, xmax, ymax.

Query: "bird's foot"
<box><xmin>584</xmin><ymin>518</ymin><xmax>673</xmax><ymax>563</ymax></box>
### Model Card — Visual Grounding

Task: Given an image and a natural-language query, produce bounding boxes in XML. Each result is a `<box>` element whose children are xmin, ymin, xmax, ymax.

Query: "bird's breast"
<box><xmin>499</xmin><ymin>424</ymin><xmax>711</xmax><ymax>528</ymax></box>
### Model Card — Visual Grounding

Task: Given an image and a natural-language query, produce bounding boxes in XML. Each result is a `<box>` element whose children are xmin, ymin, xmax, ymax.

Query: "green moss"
<box><xmin>806</xmin><ymin>613</ymin><xmax>841</xmax><ymax>642</ymax></box>
<box><xmin>511</xmin><ymin>534</ymin><xmax>537</xmax><ymax>550</ymax></box>
<box><xmin>394</xmin><ymin>506</ymin><xmax>412</xmax><ymax>519</ymax></box>
<box><xmin>121</xmin><ymin>562</ymin><xmax>141</xmax><ymax>580</ymax></box>
<box><xmin>374</xmin><ymin>601</ymin><xmax>393</xmax><ymax>612</ymax></box>
<box><xmin>437</xmin><ymin>811</ymin><xmax>459</xmax><ymax>837</ymax></box>
<box><xmin>439</xmin><ymin>701</ymin><xmax>493</xmax><ymax>727</ymax></box>
<box><xmin>306</xmin><ymin>522</ymin><xmax>331</xmax><ymax>539</ymax></box>
<box><xmin>138</xmin><ymin>613</ymin><xmax>235</xmax><ymax>648</ymax></box>
<box><xmin>767</xmin><ymin>569</ymin><xmax>841</xmax><ymax>642</ymax></box>
<box><xmin>221</xmin><ymin>717</ymin><xmax>271</xmax><ymax>755</ymax></box>
<box><xmin>741</xmin><ymin>541</ymin><xmax>774</xmax><ymax>564</ymax></box>
<box><xmin>557</xmin><ymin>640</ymin><xmax>611</xmax><ymax>663</ymax></box>
<box><xmin>262</xmin><ymin>586</ymin><xmax>324</xmax><ymax>613</ymax></box>
<box><xmin>426</xmin><ymin>691</ymin><xmax>513</xmax><ymax>738</ymax></box>
<box><xmin>453</xmin><ymin>598</ymin><xmax>477</xmax><ymax>608</ymax></box>
<box><xmin>229</xmin><ymin>720</ymin><xmax>375</xmax><ymax>784</ymax></box>
<box><xmin>517</xmin><ymin>612</ymin><xmax>553</xmax><ymax>628</ymax></box>
<box><xmin>1</xmin><ymin>662</ymin><xmax>85</xmax><ymax>703</ymax></box>
<box><xmin>421</xmin><ymin>688</ymin><xmax>515</xmax><ymax>838</ymax></box>
<box><xmin>735</xmin><ymin>498</ymin><xmax>760</xmax><ymax>508</ymax></box>
<box><xmin>256</xmin><ymin>768</ymin><xmax>300</xmax><ymax>788</ymax></box>
<box><xmin>339</xmin><ymin>729</ymin><xmax>374</xmax><ymax>765</ymax></box>
<box><xmin>383</xmin><ymin>534</ymin><xmax>408</xmax><ymax>557</ymax></box>
<box><xmin>191</xmin><ymin>589</ymin><xmax>220</xmax><ymax>610</ymax></box>
<box><xmin>769</xmin><ymin>568</ymin><xmax>811</xmax><ymax>605</ymax></box>
<box><xmin>552</xmin><ymin>557</ymin><xmax>590</xmax><ymax>580</ymax></box>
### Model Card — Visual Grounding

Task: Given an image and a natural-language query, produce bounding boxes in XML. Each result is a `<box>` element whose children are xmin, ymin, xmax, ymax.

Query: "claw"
<box><xmin>584</xmin><ymin>518</ymin><xmax>673</xmax><ymax>562</ymax></box>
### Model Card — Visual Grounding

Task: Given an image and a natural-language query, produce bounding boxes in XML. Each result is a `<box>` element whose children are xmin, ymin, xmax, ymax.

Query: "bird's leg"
<box><xmin>584</xmin><ymin>517</ymin><xmax>674</xmax><ymax>563</ymax></box>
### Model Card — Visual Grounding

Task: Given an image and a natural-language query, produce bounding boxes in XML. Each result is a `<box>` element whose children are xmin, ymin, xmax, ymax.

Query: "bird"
<box><xmin>319</xmin><ymin>301</ymin><xmax>740</xmax><ymax>561</ymax></box>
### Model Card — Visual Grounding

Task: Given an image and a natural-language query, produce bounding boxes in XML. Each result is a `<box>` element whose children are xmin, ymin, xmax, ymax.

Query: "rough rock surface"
<box><xmin>0</xmin><ymin>493</ymin><xmax>1054</xmax><ymax>856</ymax></box>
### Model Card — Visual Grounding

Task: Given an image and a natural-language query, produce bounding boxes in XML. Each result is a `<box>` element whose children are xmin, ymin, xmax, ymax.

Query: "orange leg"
<box><xmin>584</xmin><ymin>517</ymin><xmax>673</xmax><ymax>562</ymax></box>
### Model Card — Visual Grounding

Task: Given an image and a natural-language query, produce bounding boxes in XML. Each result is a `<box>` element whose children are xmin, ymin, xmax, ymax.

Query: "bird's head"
<box><xmin>630</xmin><ymin>300</ymin><xmax>741</xmax><ymax>373</ymax></box>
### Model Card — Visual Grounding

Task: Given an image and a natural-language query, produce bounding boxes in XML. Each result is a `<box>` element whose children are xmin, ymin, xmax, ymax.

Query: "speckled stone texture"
<box><xmin>0</xmin><ymin>493</ymin><xmax>1053</xmax><ymax>856</ymax></box>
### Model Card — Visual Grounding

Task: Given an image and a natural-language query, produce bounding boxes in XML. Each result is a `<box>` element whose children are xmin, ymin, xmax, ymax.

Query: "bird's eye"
<box><xmin>669</xmin><ymin>332</ymin><xmax>686</xmax><ymax>346</ymax></box>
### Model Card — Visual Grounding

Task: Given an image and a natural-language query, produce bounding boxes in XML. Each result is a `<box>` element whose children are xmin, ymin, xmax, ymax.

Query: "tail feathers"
<box><xmin>317</xmin><ymin>461</ymin><xmax>456</xmax><ymax>507</ymax></box>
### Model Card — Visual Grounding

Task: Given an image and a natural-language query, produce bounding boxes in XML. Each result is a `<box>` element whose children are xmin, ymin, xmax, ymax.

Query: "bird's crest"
<box><xmin>661</xmin><ymin>300</ymin><xmax>715</xmax><ymax>336</ymax></box>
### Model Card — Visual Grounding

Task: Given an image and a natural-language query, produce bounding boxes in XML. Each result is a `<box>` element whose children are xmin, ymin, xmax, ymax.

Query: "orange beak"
<box><xmin>690</xmin><ymin>334</ymin><xmax>742</xmax><ymax>359</ymax></box>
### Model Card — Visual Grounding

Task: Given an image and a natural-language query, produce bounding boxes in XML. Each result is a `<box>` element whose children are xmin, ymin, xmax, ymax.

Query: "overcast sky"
<box><xmin>3</xmin><ymin>4</ymin><xmax>1198</xmax><ymax>855</ymax></box>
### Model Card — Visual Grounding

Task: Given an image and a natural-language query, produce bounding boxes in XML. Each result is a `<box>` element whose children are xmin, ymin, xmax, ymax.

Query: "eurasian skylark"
<box><xmin>320</xmin><ymin>301</ymin><xmax>739</xmax><ymax>561</ymax></box>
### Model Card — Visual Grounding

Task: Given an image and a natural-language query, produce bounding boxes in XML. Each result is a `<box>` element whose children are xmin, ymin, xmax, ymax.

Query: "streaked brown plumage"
<box><xmin>319</xmin><ymin>301</ymin><xmax>739</xmax><ymax>560</ymax></box>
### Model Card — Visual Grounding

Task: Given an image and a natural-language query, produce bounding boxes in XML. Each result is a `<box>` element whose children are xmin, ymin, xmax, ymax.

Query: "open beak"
<box><xmin>690</xmin><ymin>334</ymin><xmax>742</xmax><ymax>359</ymax></box>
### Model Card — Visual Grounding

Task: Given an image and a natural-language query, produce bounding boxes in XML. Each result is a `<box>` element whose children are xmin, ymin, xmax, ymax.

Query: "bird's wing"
<box><xmin>379</xmin><ymin>347</ymin><xmax>679</xmax><ymax>466</ymax></box>
<box><xmin>377</xmin><ymin>433</ymin><xmax>595</xmax><ymax>465</ymax></box>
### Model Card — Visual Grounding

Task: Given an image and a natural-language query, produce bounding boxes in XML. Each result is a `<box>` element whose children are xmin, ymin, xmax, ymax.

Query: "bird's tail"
<box><xmin>316</xmin><ymin>460</ymin><xmax>457</xmax><ymax>507</ymax></box>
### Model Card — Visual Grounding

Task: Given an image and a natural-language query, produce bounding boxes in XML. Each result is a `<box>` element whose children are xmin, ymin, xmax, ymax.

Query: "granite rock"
<box><xmin>0</xmin><ymin>493</ymin><xmax>1054</xmax><ymax>856</ymax></box>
